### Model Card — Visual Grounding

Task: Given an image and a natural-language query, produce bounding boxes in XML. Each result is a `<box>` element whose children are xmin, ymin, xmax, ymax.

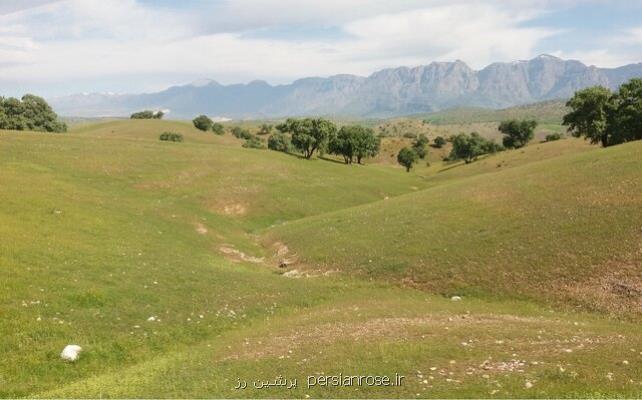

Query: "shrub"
<box><xmin>257</xmin><ymin>124</ymin><xmax>273</xmax><ymax>135</ymax></box>
<box><xmin>402</xmin><ymin>132</ymin><xmax>417</xmax><ymax>139</ymax></box>
<box><xmin>131</xmin><ymin>110</ymin><xmax>155</xmax><ymax>119</ymax></box>
<box><xmin>0</xmin><ymin>94</ymin><xmax>67</xmax><ymax>133</ymax></box>
<box><xmin>545</xmin><ymin>132</ymin><xmax>562</xmax><ymax>142</ymax></box>
<box><xmin>231</xmin><ymin>126</ymin><xmax>253</xmax><ymax>140</ymax></box>
<box><xmin>211</xmin><ymin>122</ymin><xmax>225</xmax><ymax>135</ymax></box>
<box><xmin>412</xmin><ymin>134</ymin><xmax>429</xmax><ymax>159</ymax></box>
<box><xmin>267</xmin><ymin>132</ymin><xmax>292</xmax><ymax>152</ymax></box>
<box><xmin>242</xmin><ymin>135</ymin><xmax>265</xmax><ymax>149</ymax></box>
<box><xmin>499</xmin><ymin>119</ymin><xmax>537</xmax><ymax>149</ymax></box>
<box><xmin>433</xmin><ymin>136</ymin><xmax>447</xmax><ymax>148</ymax></box>
<box><xmin>159</xmin><ymin>132</ymin><xmax>183</xmax><ymax>142</ymax></box>
<box><xmin>193</xmin><ymin>115</ymin><xmax>213</xmax><ymax>131</ymax></box>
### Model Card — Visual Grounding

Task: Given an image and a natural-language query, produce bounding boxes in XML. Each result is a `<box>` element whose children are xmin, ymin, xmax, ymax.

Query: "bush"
<box><xmin>433</xmin><ymin>136</ymin><xmax>447</xmax><ymax>148</ymax></box>
<box><xmin>257</xmin><ymin>124</ymin><xmax>273</xmax><ymax>135</ymax></box>
<box><xmin>402</xmin><ymin>132</ymin><xmax>417</xmax><ymax>139</ymax></box>
<box><xmin>131</xmin><ymin>110</ymin><xmax>154</xmax><ymax>119</ymax></box>
<box><xmin>499</xmin><ymin>119</ymin><xmax>537</xmax><ymax>149</ymax></box>
<box><xmin>267</xmin><ymin>132</ymin><xmax>292</xmax><ymax>152</ymax></box>
<box><xmin>0</xmin><ymin>94</ymin><xmax>67</xmax><ymax>133</ymax></box>
<box><xmin>159</xmin><ymin>132</ymin><xmax>183</xmax><ymax>142</ymax></box>
<box><xmin>211</xmin><ymin>122</ymin><xmax>225</xmax><ymax>135</ymax></box>
<box><xmin>231</xmin><ymin>126</ymin><xmax>253</xmax><ymax>140</ymax></box>
<box><xmin>193</xmin><ymin>115</ymin><xmax>213</xmax><ymax>131</ymax></box>
<box><xmin>242</xmin><ymin>135</ymin><xmax>265</xmax><ymax>149</ymax></box>
<box><xmin>412</xmin><ymin>134</ymin><xmax>429</xmax><ymax>159</ymax></box>
<box><xmin>545</xmin><ymin>132</ymin><xmax>562</xmax><ymax>142</ymax></box>
<box><xmin>448</xmin><ymin>132</ymin><xmax>503</xmax><ymax>164</ymax></box>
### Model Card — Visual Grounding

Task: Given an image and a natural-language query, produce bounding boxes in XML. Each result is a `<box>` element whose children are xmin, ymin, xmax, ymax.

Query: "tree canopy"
<box><xmin>448</xmin><ymin>132</ymin><xmax>502</xmax><ymax>164</ymax></box>
<box><xmin>0</xmin><ymin>94</ymin><xmax>67</xmax><ymax>133</ymax></box>
<box><xmin>131</xmin><ymin>110</ymin><xmax>163</xmax><ymax>119</ymax></box>
<box><xmin>563</xmin><ymin>79</ymin><xmax>642</xmax><ymax>147</ymax></box>
<box><xmin>192</xmin><ymin>115</ymin><xmax>213</xmax><ymax>131</ymax></box>
<box><xmin>397</xmin><ymin>147</ymin><xmax>418</xmax><ymax>172</ymax></box>
<box><xmin>328</xmin><ymin>125</ymin><xmax>380</xmax><ymax>164</ymax></box>
<box><xmin>498</xmin><ymin>119</ymin><xmax>537</xmax><ymax>149</ymax></box>
<box><xmin>276</xmin><ymin>118</ymin><xmax>336</xmax><ymax>159</ymax></box>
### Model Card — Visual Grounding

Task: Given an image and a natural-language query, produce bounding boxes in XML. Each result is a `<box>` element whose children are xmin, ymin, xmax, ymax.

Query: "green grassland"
<box><xmin>1</xmin><ymin>118</ymin><xmax>641</xmax><ymax>398</ymax></box>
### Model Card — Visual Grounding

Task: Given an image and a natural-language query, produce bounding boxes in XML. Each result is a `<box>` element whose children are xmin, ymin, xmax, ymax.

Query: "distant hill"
<box><xmin>50</xmin><ymin>55</ymin><xmax>642</xmax><ymax>119</ymax></box>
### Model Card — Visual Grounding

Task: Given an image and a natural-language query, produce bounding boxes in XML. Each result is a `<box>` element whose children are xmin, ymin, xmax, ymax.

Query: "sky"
<box><xmin>1</xmin><ymin>0</ymin><xmax>642</xmax><ymax>97</ymax></box>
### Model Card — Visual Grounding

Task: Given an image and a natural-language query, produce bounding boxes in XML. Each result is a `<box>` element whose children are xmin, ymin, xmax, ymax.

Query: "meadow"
<box><xmin>1</xmin><ymin>118</ymin><xmax>641</xmax><ymax>398</ymax></box>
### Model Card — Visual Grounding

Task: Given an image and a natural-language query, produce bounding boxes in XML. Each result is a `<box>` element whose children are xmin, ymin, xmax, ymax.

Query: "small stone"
<box><xmin>60</xmin><ymin>345</ymin><xmax>82</xmax><ymax>362</ymax></box>
<box><xmin>451</xmin><ymin>296</ymin><xmax>462</xmax><ymax>301</ymax></box>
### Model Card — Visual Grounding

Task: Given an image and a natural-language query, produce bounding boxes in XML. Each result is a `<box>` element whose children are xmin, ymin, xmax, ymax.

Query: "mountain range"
<box><xmin>49</xmin><ymin>55</ymin><xmax>642</xmax><ymax>119</ymax></box>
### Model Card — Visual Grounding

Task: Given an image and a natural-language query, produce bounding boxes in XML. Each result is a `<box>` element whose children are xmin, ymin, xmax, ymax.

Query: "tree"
<box><xmin>412</xmin><ymin>133</ymin><xmax>429</xmax><ymax>159</ymax></box>
<box><xmin>192</xmin><ymin>115</ymin><xmax>213</xmax><ymax>131</ymax></box>
<box><xmin>130</xmin><ymin>110</ymin><xmax>155</xmax><ymax>119</ymax></box>
<box><xmin>153</xmin><ymin>110</ymin><xmax>164</xmax><ymax>119</ymax></box>
<box><xmin>211</xmin><ymin>122</ymin><xmax>225</xmax><ymax>135</ymax></box>
<box><xmin>562</xmin><ymin>86</ymin><xmax>613</xmax><ymax>147</ymax></box>
<box><xmin>328</xmin><ymin>125</ymin><xmax>378</xmax><ymax>164</ymax></box>
<box><xmin>0</xmin><ymin>94</ymin><xmax>66</xmax><ymax>132</ymax></box>
<box><xmin>354</xmin><ymin>126</ymin><xmax>380</xmax><ymax>164</ymax></box>
<box><xmin>397</xmin><ymin>147</ymin><xmax>418</xmax><ymax>172</ymax></box>
<box><xmin>267</xmin><ymin>132</ymin><xmax>292</xmax><ymax>152</ymax></box>
<box><xmin>448</xmin><ymin>132</ymin><xmax>501</xmax><ymax>164</ymax></box>
<box><xmin>545</xmin><ymin>133</ymin><xmax>562</xmax><ymax>142</ymax></box>
<box><xmin>328</xmin><ymin>126</ymin><xmax>358</xmax><ymax>163</ymax></box>
<box><xmin>607</xmin><ymin>78</ymin><xmax>642</xmax><ymax>145</ymax></box>
<box><xmin>242</xmin><ymin>135</ymin><xmax>265</xmax><ymax>149</ymax></box>
<box><xmin>498</xmin><ymin>119</ymin><xmax>537</xmax><ymax>149</ymax></box>
<box><xmin>433</xmin><ymin>136</ymin><xmax>447</xmax><ymax>148</ymax></box>
<box><xmin>231</xmin><ymin>126</ymin><xmax>252</xmax><ymax>140</ymax></box>
<box><xmin>257</xmin><ymin>123</ymin><xmax>273</xmax><ymax>135</ymax></box>
<box><xmin>277</xmin><ymin>118</ymin><xmax>336</xmax><ymax>159</ymax></box>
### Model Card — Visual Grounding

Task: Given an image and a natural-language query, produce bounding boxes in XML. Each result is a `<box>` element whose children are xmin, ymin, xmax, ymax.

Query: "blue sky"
<box><xmin>1</xmin><ymin>0</ymin><xmax>641</xmax><ymax>98</ymax></box>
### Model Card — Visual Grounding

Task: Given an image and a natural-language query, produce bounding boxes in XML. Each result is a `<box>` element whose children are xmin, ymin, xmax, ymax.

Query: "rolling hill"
<box><xmin>1</xmin><ymin>120</ymin><xmax>641</xmax><ymax>398</ymax></box>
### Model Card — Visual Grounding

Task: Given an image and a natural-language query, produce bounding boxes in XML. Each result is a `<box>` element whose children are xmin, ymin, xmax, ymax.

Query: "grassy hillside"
<box><xmin>1</xmin><ymin>121</ymin><xmax>641</xmax><ymax>398</ymax></box>
<box><xmin>419</xmin><ymin>101</ymin><xmax>567</xmax><ymax>125</ymax></box>
<box><xmin>266</xmin><ymin>140</ymin><xmax>642</xmax><ymax>315</ymax></box>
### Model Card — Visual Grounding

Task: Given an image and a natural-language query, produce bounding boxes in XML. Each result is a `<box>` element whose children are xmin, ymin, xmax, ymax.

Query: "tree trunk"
<box><xmin>601</xmin><ymin>134</ymin><xmax>608</xmax><ymax>147</ymax></box>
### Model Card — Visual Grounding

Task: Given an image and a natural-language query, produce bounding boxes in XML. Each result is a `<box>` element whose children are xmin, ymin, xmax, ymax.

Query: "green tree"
<box><xmin>562</xmin><ymin>86</ymin><xmax>613</xmax><ymax>147</ymax></box>
<box><xmin>397</xmin><ymin>147</ymin><xmax>418</xmax><ymax>172</ymax></box>
<box><xmin>277</xmin><ymin>118</ymin><xmax>336</xmax><ymax>159</ymax></box>
<box><xmin>267</xmin><ymin>132</ymin><xmax>292</xmax><ymax>152</ymax></box>
<box><xmin>211</xmin><ymin>122</ymin><xmax>225</xmax><ymax>135</ymax></box>
<box><xmin>498</xmin><ymin>119</ymin><xmax>537</xmax><ymax>149</ymax></box>
<box><xmin>153</xmin><ymin>110</ymin><xmax>164</xmax><ymax>119</ymax></box>
<box><xmin>328</xmin><ymin>125</ymin><xmax>378</xmax><ymax>164</ymax></box>
<box><xmin>1</xmin><ymin>94</ymin><xmax>66</xmax><ymax>132</ymax></box>
<box><xmin>231</xmin><ymin>126</ymin><xmax>252</xmax><ymax>140</ymax></box>
<box><xmin>412</xmin><ymin>133</ymin><xmax>429</xmax><ymax>159</ymax></box>
<box><xmin>130</xmin><ymin>110</ymin><xmax>155</xmax><ymax>119</ymax></box>
<box><xmin>257</xmin><ymin>123</ymin><xmax>273</xmax><ymax>135</ymax></box>
<box><xmin>242</xmin><ymin>135</ymin><xmax>265</xmax><ymax>149</ymax></box>
<box><xmin>448</xmin><ymin>132</ymin><xmax>499</xmax><ymax>164</ymax></box>
<box><xmin>192</xmin><ymin>115</ymin><xmax>213</xmax><ymax>131</ymax></box>
<box><xmin>433</xmin><ymin>136</ymin><xmax>447</xmax><ymax>148</ymax></box>
<box><xmin>608</xmin><ymin>78</ymin><xmax>642</xmax><ymax>145</ymax></box>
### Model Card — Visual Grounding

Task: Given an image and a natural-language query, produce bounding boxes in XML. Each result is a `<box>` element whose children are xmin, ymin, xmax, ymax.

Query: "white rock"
<box><xmin>61</xmin><ymin>345</ymin><xmax>82</xmax><ymax>362</ymax></box>
<box><xmin>451</xmin><ymin>296</ymin><xmax>462</xmax><ymax>301</ymax></box>
<box><xmin>147</xmin><ymin>316</ymin><xmax>156</xmax><ymax>322</ymax></box>
<box><xmin>525</xmin><ymin>381</ymin><xmax>533</xmax><ymax>389</ymax></box>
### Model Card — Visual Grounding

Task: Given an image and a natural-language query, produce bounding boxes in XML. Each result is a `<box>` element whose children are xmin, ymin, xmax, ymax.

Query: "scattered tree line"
<box><xmin>131</xmin><ymin>110</ymin><xmax>164</xmax><ymax>119</ymax></box>
<box><xmin>0</xmin><ymin>94</ymin><xmax>67</xmax><ymax>133</ymax></box>
<box><xmin>271</xmin><ymin>118</ymin><xmax>381</xmax><ymax>163</ymax></box>
<box><xmin>563</xmin><ymin>78</ymin><xmax>642</xmax><ymax>147</ymax></box>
